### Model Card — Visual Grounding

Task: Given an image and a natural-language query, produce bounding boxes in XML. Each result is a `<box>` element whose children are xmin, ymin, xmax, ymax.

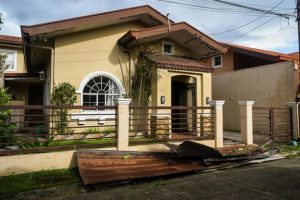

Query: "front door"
<box><xmin>27</xmin><ymin>84</ymin><xmax>44</xmax><ymax>127</ymax></box>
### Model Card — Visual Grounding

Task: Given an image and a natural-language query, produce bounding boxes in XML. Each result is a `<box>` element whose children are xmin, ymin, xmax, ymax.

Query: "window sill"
<box><xmin>71</xmin><ymin>109</ymin><xmax>116</xmax><ymax>125</ymax></box>
<box><xmin>212</xmin><ymin>65</ymin><xmax>222</xmax><ymax>69</ymax></box>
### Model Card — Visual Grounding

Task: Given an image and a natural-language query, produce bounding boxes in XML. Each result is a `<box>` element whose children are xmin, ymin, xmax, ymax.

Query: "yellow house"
<box><xmin>19</xmin><ymin>5</ymin><xmax>226</xmax><ymax>108</ymax></box>
<box><xmin>0</xmin><ymin>35</ymin><xmax>28</xmax><ymax>104</ymax></box>
<box><xmin>1</xmin><ymin>5</ymin><xmax>227</xmax><ymax>135</ymax></box>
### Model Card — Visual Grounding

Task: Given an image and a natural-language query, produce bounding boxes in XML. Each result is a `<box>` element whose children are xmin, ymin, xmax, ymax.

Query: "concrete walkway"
<box><xmin>224</xmin><ymin>130</ymin><xmax>242</xmax><ymax>146</ymax></box>
<box><xmin>59</xmin><ymin>158</ymin><xmax>300</xmax><ymax>200</ymax></box>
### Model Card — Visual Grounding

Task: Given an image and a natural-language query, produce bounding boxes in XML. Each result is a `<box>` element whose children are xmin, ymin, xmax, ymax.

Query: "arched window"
<box><xmin>82</xmin><ymin>75</ymin><xmax>120</xmax><ymax>106</ymax></box>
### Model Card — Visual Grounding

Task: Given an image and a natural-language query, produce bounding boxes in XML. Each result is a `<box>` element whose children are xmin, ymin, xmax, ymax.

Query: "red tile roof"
<box><xmin>0</xmin><ymin>35</ymin><xmax>22</xmax><ymax>46</ymax></box>
<box><xmin>21</xmin><ymin>5</ymin><xmax>171</xmax><ymax>37</ymax></box>
<box><xmin>221</xmin><ymin>42</ymin><xmax>297</xmax><ymax>62</ymax></box>
<box><xmin>289</xmin><ymin>52</ymin><xmax>299</xmax><ymax>58</ymax></box>
<box><xmin>144</xmin><ymin>53</ymin><xmax>212</xmax><ymax>72</ymax></box>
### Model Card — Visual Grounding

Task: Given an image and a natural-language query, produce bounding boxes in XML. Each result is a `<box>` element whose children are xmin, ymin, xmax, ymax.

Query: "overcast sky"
<box><xmin>0</xmin><ymin>0</ymin><xmax>297</xmax><ymax>53</ymax></box>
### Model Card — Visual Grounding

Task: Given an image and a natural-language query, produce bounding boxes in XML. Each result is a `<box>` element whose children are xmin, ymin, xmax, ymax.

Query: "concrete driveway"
<box><xmin>60</xmin><ymin>158</ymin><xmax>300</xmax><ymax>200</ymax></box>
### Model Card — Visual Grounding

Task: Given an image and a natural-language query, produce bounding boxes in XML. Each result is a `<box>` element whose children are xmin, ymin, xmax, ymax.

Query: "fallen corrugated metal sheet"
<box><xmin>77</xmin><ymin>147</ymin><xmax>274</xmax><ymax>185</ymax></box>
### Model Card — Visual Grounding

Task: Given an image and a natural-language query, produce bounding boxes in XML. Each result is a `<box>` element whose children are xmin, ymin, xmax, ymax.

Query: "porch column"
<box><xmin>286</xmin><ymin>102</ymin><xmax>300</xmax><ymax>140</ymax></box>
<box><xmin>239</xmin><ymin>101</ymin><xmax>255</xmax><ymax>145</ymax></box>
<box><xmin>115</xmin><ymin>98</ymin><xmax>132</xmax><ymax>151</ymax></box>
<box><xmin>210</xmin><ymin>100</ymin><xmax>225</xmax><ymax>148</ymax></box>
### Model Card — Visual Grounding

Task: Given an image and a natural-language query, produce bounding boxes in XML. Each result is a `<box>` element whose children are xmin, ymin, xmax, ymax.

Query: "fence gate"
<box><xmin>253</xmin><ymin>107</ymin><xmax>293</xmax><ymax>143</ymax></box>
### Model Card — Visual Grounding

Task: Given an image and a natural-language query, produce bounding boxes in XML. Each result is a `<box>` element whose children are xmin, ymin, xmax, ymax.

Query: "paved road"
<box><xmin>60</xmin><ymin>158</ymin><xmax>300</xmax><ymax>200</ymax></box>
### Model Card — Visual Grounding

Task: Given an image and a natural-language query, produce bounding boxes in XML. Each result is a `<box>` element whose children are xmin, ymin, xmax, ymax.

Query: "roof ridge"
<box><xmin>21</xmin><ymin>5</ymin><xmax>171</xmax><ymax>28</ymax></box>
<box><xmin>221</xmin><ymin>42</ymin><xmax>297</xmax><ymax>60</ymax></box>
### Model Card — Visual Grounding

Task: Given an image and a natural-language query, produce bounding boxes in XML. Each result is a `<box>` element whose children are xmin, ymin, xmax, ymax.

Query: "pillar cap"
<box><xmin>238</xmin><ymin>101</ymin><xmax>255</xmax><ymax>106</ymax></box>
<box><xmin>209</xmin><ymin>100</ymin><xmax>225</xmax><ymax>106</ymax></box>
<box><xmin>286</xmin><ymin>102</ymin><xmax>299</xmax><ymax>107</ymax></box>
<box><xmin>114</xmin><ymin>98</ymin><xmax>132</xmax><ymax>105</ymax></box>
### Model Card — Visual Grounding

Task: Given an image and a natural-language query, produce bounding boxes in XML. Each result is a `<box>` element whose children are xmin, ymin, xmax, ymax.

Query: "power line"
<box><xmin>230</xmin><ymin>16</ymin><xmax>279</xmax><ymax>42</ymax></box>
<box><xmin>210</xmin><ymin>0</ymin><xmax>292</xmax><ymax>18</ymax></box>
<box><xmin>210</xmin><ymin>0</ymin><xmax>288</xmax><ymax>35</ymax></box>
<box><xmin>153</xmin><ymin>0</ymin><xmax>294</xmax><ymax>17</ymax></box>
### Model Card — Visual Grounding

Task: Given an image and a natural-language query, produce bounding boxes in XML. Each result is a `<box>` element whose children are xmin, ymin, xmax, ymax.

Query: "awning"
<box><xmin>143</xmin><ymin>53</ymin><xmax>213</xmax><ymax>73</ymax></box>
<box><xmin>119</xmin><ymin>22</ymin><xmax>228</xmax><ymax>59</ymax></box>
<box><xmin>4</xmin><ymin>73</ymin><xmax>44</xmax><ymax>82</ymax></box>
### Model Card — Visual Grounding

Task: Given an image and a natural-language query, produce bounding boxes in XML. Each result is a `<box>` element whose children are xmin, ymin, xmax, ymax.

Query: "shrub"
<box><xmin>102</xmin><ymin>127</ymin><xmax>116</xmax><ymax>135</ymax></box>
<box><xmin>0</xmin><ymin>88</ymin><xmax>16</xmax><ymax>146</ymax></box>
<box><xmin>85</xmin><ymin>127</ymin><xmax>101</xmax><ymax>134</ymax></box>
<box><xmin>51</xmin><ymin>82</ymin><xmax>77</xmax><ymax>134</ymax></box>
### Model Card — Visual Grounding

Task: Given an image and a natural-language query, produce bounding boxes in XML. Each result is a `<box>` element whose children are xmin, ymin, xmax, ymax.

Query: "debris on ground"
<box><xmin>77</xmin><ymin>141</ymin><xmax>284</xmax><ymax>185</ymax></box>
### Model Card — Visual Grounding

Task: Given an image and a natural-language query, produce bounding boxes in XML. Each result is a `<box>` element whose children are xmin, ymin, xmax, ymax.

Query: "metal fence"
<box><xmin>0</xmin><ymin>105</ymin><xmax>117</xmax><ymax>151</ymax></box>
<box><xmin>0</xmin><ymin>105</ymin><xmax>215</xmax><ymax>155</ymax></box>
<box><xmin>129</xmin><ymin>106</ymin><xmax>215</xmax><ymax>141</ymax></box>
<box><xmin>253</xmin><ymin>107</ymin><xmax>293</xmax><ymax>143</ymax></box>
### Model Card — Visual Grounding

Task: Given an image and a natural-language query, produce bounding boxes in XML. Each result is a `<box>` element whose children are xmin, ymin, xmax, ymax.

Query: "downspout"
<box><xmin>118</xmin><ymin>41</ymin><xmax>131</xmax><ymax>97</ymax></box>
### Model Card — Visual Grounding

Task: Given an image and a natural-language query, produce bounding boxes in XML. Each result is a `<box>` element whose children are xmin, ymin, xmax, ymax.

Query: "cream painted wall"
<box><xmin>212</xmin><ymin>61</ymin><xmax>296</xmax><ymax>131</ymax></box>
<box><xmin>151</xmin><ymin>40</ymin><xmax>192</xmax><ymax>57</ymax></box>
<box><xmin>152</xmin><ymin>68</ymin><xmax>212</xmax><ymax>108</ymax></box>
<box><xmin>54</xmin><ymin>22</ymin><xmax>146</xmax><ymax>101</ymax></box>
<box><xmin>1</xmin><ymin>46</ymin><xmax>26</xmax><ymax>73</ymax></box>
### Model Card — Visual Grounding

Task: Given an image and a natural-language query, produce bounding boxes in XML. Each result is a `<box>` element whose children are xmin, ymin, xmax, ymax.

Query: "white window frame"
<box><xmin>212</xmin><ymin>55</ymin><xmax>222</xmax><ymax>68</ymax></box>
<box><xmin>162</xmin><ymin>41</ymin><xmax>174</xmax><ymax>55</ymax></box>
<box><xmin>72</xmin><ymin>71</ymin><xmax>125</xmax><ymax>124</ymax></box>
<box><xmin>0</xmin><ymin>49</ymin><xmax>17</xmax><ymax>72</ymax></box>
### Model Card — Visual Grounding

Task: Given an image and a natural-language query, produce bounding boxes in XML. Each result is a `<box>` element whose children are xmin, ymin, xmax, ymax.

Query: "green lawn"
<box><xmin>21</xmin><ymin>137</ymin><xmax>161</xmax><ymax>149</ymax></box>
<box><xmin>0</xmin><ymin>168</ymin><xmax>81</xmax><ymax>196</ymax></box>
<box><xmin>264</xmin><ymin>141</ymin><xmax>300</xmax><ymax>158</ymax></box>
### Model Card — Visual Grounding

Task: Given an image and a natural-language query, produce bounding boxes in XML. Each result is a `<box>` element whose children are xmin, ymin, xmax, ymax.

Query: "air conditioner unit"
<box><xmin>39</xmin><ymin>71</ymin><xmax>45</xmax><ymax>80</ymax></box>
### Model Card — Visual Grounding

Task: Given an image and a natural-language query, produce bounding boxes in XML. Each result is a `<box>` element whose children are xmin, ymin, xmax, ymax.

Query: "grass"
<box><xmin>0</xmin><ymin>168</ymin><xmax>81</xmax><ymax>196</ymax></box>
<box><xmin>264</xmin><ymin>141</ymin><xmax>300</xmax><ymax>159</ymax></box>
<box><xmin>48</xmin><ymin>138</ymin><xmax>115</xmax><ymax>147</ymax></box>
<box><xmin>21</xmin><ymin>137</ymin><xmax>161</xmax><ymax>149</ymax></box>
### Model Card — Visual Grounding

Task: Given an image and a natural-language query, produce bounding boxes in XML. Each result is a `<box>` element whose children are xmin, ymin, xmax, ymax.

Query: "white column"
<box><xmin>239</xmin><ymin>101</ymin><xmax>255</xmax><ymax>145</ymax></box>
<box><xmin>115</xmin><ymin>98</ymin><xmax>132</xmax><ymax>151</ymax></box>
<box><xmin>210</xmin><ymin>100</ymin><xmax>225</xmax><ymax>148</ymax></box>
<box><xmin>286</xmin><ymin>102</ymin><xmax>299</xmax><ymax>140</ymax></box>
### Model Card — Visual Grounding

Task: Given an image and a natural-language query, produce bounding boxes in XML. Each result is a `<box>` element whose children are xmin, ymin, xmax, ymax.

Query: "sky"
<box><xmin>0</xmin><ymin>0</ymin><xmax>297</xmax><ymax>53</ymax></box>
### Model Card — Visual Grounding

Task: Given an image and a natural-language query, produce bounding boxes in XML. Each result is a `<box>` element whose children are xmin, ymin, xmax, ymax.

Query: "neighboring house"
<box><xmin>7</xmin><ymin>5</ymin><xmax>226</xmax><ymax>127</ymax></box>
<box><xmin>207</xmin><ymin>43</ymin><xmax>299</xmax><ymax>131</ymax></box>
<box><xmin>0</xmin><ymin>35</ymin><xmax>28</xmax><ymax>103</ymax></box>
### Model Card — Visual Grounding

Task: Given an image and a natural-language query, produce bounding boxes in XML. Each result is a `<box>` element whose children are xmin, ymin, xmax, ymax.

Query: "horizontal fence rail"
<box><xmin>253</xmin><ymin>107</ymin><xmax>292</xmax><ymax>143</ymax></box>
<box><xmin>0</xmin><ymin>105</ymin><xmax>216</xmax><ymax>154</ymax></box>
<box><xmin>129</xmin><ymin>106</ymin><xmax>215</xmax><ymax>140</ymax></box>
<box><xmin>0</xmin><ymin>105</ymin><xmax>117</xmax><ymax>150</ymax></box>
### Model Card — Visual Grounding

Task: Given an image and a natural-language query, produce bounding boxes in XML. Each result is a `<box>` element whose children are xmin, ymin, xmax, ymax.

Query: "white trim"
<box><xmin>212</xmin><ymin>55</ymin><xmax>222</xmax><ymax>68</ymax></box>
<box><xmin>114</xmin><ymin>98</ymin><xmax>132</xmax><ymax>105</ymax></box>
<box><xmin>76</xmin><ymin>71</ymin><xmax>125</xmax><ymax>95</ymax></box>
<box><xmin>238</xmin><ymin>101</ymin><xmax>255</xmax><ymax>106</ymax></box>
<box><xmin>71</xmin><ymin>110</ymin><xmax>116</xmax><ymax>125</ymax></box>
<box><xmin>162</xmin><ymin>41</ymin><xmax>174</xmax><ymax>55</ymax></box>
<box><xmin>73</xmin><ymin>71</ymin><xmax>125</xmax><ymax>124</ymax></box>
<box><xmin>0</xmin><ymin>49</ymin><xmax>17</xmax><ymax>72</ymax></box>
<box><xmin>209</xmin><ymin>100</ymin><xmax>225</xmax><ymax>106</ymax></box>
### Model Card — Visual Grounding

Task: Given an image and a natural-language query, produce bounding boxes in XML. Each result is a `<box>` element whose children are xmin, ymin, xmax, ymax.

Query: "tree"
<box><xmin>51</xmin><ymin>82</ymin><xmax>78</xmax><ymax>134</ymax></box>
<box><xmin>0</xmin><ymin>13</ymin><xmax>6</xmax><ymax>88</ymax></box>
<box><xmin>0</xmin><ymin>88</ymin><xmax>16</xmax><ymax>146</ymax></box>
<box><xmin>0</xmin><ymin>54</ymin><xmax>8</xmax><ymax>88</ymax></box>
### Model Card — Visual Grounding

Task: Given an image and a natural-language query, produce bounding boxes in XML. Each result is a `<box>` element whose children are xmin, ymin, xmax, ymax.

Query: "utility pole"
<box><xmin>297</xmin><ymin>0</ymin><xmax>300</xmax><ymax>62</ymax></box>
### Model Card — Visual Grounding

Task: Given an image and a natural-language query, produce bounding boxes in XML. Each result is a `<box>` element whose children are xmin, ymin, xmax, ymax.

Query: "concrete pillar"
<box><xmin>239</xmin><ymin>101</ymin><xmax>255</xmax><ymax>145</ymax></box>
<box><xmin>210</xmin><ymin>100</ymin><xmax>225</xmax><ymax>148</ymax></box>
<box><xmin>115</xmin><ymin>98</ymin><xmax>132</xmax><ymax>151</ymax></box>
<box><xmin>286</xmin><ymin>102</ymin><xmax>299</xmax><ymax>140</ymax></box>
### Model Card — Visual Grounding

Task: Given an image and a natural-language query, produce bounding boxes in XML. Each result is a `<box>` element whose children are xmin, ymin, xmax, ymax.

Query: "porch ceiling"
<box><xmin>143</xmin><ymin>53</ymin><xmax>213</xmax><ymax>73</ymax></box>
<box><xmin>119</xmin><ymin>22</ymin><xmax>228</xmax><ymax>59</ymax></box>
